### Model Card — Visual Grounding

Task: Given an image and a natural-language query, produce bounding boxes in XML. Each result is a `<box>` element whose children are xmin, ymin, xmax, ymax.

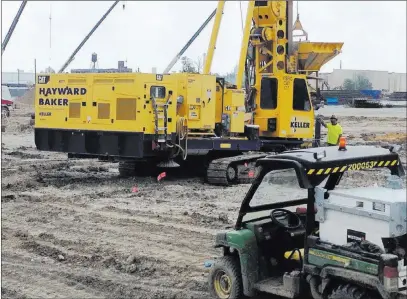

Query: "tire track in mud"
<box><xmin>4</xmin><ymin>200</ymin><xmax>219</xmax><ymax>264</ymax></box>
<box><xmin>2</xmin><ymin>191</ymin><xmax>218</xmax><ymax>298</ymax></box>
<box><xmin>2</xmin><ymin>255</ymin><xmax>208</xmax><ymax>299</ymax></box>
<box><xmin>3</xmin><ymin>228</ymin><xmax>209</xmax><ymax>299</ymax></box>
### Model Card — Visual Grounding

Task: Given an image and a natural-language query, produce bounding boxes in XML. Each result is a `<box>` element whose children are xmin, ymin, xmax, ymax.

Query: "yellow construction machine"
<box><xmin>34</xmin><ymin>0</ymin><xmax>343</xmax><ymax>186</ymax></box>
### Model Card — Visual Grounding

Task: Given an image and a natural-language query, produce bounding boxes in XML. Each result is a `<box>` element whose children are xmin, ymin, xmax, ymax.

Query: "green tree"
<box><xmin>342</xmin><ymin>75</ymin><xmax>373</xmax><ymax>90</ymax></box>
<box><xmin>41</xmin><ymin>66</ymin><xmax>56</xmax><ymax>74</ymax></box>
<box><xmin>180</xmin><ymin>56</ymin><xmax>197</xmax><ymax>73</ymax></box>
<box><xmin>223</xmin><ymin>64</ymin><xmax>246</xmax><ymax>87</ymax></box>
<box><xmin>342</xmin><ymin>78</ymin><xmax>355</xmax><ymax>90</ymax></box>
<box><xmin>355</xmin><ymin>74</ymin><xmax>373</xmax><ymax>90</ymax></box>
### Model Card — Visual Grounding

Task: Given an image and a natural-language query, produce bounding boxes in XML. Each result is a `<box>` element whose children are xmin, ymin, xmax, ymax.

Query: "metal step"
<box><xmin>155</xmin><ymin>103</ymin><xmax>168</xmax><ymax>107</ymax></box>
<box><xmin>157</xmin><ymin>127</ymin><xmax>167</xmax><ymax>130</ymax></box>
<box><xmin>254</xmin><ymin>277</ymin><xmax>296</xmax><ymax>298</ymax></box>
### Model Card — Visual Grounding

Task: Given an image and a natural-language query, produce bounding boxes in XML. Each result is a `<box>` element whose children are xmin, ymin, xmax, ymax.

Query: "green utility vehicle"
<box><xmin>208</xmin><ymin>144</ymin><xmax>406</xmax><ymax>299</ymax></box>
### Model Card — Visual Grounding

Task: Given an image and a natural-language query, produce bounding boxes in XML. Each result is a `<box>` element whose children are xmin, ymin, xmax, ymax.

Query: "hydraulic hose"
<box><xmin>174</xmin><ymin>117</ymin><xmax>188</xmax><ymax>160</ymax></box>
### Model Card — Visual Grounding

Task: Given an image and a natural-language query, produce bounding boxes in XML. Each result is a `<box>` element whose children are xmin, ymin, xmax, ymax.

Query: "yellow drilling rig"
<box><xmin>34</xmin><ymin>0</ymin><xmax>343</xmax><ymax>186</ymax></box>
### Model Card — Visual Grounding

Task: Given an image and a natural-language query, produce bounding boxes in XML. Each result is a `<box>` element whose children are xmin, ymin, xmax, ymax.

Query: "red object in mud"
<box><xmin>248</xmin><ymin>170</ymin><xmax>255</xmax><ymax>178</ymax></box>
<box><xmin>131</xmin><ymin>186</ymin><xmax>139</xmax><ymax>193</ymax></box>
<box><xmin>157</xmin><ymin>172</ymin><xmax>166</xmax><ymax>181</ymax></box>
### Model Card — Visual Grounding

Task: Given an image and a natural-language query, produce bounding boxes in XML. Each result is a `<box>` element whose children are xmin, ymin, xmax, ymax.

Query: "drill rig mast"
<box><xmin>235</xmin><ymin>1</ymin><xmax>342</xmax><ymax>138</ymax></box>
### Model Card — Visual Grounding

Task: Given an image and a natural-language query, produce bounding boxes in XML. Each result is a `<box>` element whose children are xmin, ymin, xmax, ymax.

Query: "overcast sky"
<box><xmin>1</xmin><ymin>1</ymin><xmax>406</xmax><ymax>74</ymax></box>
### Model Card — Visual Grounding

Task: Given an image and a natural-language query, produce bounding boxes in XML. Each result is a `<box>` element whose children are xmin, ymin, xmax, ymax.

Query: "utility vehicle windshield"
<box><xmin>243</xmin><ymin>168</ymin><xmax>307</xmax><ymax>222</ymax></box>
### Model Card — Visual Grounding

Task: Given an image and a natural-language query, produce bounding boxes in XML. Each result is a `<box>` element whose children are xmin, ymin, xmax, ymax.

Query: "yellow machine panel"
<box><xmin>253</xmin><ymin>74</ymin><xmax>314</xmax><ymax>139</ymax></box>
<box><xmin>223</xmin><ymin>89</ymin><xmax>245</xmax><ymax>133</ymax></box>
<box><xmin>184</xmin><ymin>74</ymin><xmax>216</xmax><ymax>130</ymax></box>
<box><xmin>35</xmin><ymin>72</ymin><xmax>218</xmax><ymax>134</ymax></box>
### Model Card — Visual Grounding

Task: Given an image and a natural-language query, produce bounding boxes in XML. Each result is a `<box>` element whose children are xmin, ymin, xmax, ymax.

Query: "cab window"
<box><xmin>292</xmin><ymin>79</ymin><xmax>311</xmax><ymax>111</ymax></box>
<box><xmin>260</xmin><ymin>78</ymin><xmax>278</xmax><ymax>109</ymax></box>
<box><xmin>150</xmin><ymin>86</ymin><xmax>166</xmax><ymax>99</ymax></box>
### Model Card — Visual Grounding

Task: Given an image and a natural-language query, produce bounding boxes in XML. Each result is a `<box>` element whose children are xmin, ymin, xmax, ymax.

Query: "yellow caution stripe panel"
<box><xmin>307</xmin><ymin>159</ymin><xmax>399</xmax><ymax>175</ymax></box>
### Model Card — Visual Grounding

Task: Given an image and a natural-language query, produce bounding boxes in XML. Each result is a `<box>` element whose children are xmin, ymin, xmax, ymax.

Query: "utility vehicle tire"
<box><xmin>208</xmin><ymin>256</ymin><xmax>244</xmax><ymax>299</ymax></box>
<box><xmin>2</xmin><ymin>106</ymin><xmax>10</xmax><ymax>118</ymax></box>
<box><xmin>118</xmin><ymin>161</ymin><xmax>136</xmax><ymax>177</ymax></box>
<box><xmin>327</xmin><ymin>284</ymin><xmax>378</xmax><ymax>299</ymax></box>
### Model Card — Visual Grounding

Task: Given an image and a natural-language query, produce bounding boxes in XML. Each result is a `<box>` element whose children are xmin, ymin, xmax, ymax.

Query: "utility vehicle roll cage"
<box><xmin>235</xmin><ymin>145</ymin><xmax>405</xmax><ymax>230</ymax></box>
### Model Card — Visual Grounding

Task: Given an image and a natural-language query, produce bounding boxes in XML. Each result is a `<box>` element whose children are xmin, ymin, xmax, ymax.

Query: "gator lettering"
<box><xmin>39</xmin><ymin>98</ymin><xmax>68</xmax><ymax>106</ymax></box>
<box><xmin>290</xmin><ymin>121</ymin><xmax>310</xmax><ymax>128</ymax></box>
<box><xmin>38</xmin><ymin>87</ymin><xmax>87</xmax><ymax>97</ymax></box>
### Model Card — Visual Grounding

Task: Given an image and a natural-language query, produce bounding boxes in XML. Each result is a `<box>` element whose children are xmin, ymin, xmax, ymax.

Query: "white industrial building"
<box><xmin>2</xmin><ymin>71</ymin><xmax>35</xmax><ymax>100</ymax></box>
<box><xmin>318</xmin><ymin>69</ymin><xmax>406</xmax><ymax>92</ymax></box>
<box><xmin>2</xmin><ymin>71</ymin><xmax>36</xmax><ymax>85</ymax></box>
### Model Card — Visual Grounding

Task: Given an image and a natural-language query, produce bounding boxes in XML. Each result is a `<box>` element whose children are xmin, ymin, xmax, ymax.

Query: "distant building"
<box><xmin>71</xmin><ymin>60</ymin><xmax>132</xmax><ymax>73</ymax></box>
<box><xmin>2</xmin><ymin>71</ymin><xmax>35</xmax><ymax>100</ymax></box>
<box><xmin>2</xmin><ymin>71</ymin><xmax>35</xmax><ymax>85</ymax></box>
<box><xmin>317</xmin><ymin>69</ymin><xmax>406</xmax><ymax>92</ymax></box>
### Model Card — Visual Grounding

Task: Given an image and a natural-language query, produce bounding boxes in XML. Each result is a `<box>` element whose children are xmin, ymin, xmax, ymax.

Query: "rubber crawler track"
<box><xmin>206</xmin><ymin>153</ymin><xmax>268</xmax><ymax>186</ymax></box>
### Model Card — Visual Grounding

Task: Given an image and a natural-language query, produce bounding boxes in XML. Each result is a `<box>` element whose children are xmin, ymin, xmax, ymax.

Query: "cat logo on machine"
<box><xmin>37</xmin><ymin>75</ymin><xmax>50</xmax><ymax>84</ymax></box>
<box><xmin>290</xmin><ymin>117</ymin><xmax>311</xmax><ymax>133</ymax></box>
<box><xmin>156</xmin><ymin>74</ymin><xmax>163</xmax><ymax>81</ymax></box>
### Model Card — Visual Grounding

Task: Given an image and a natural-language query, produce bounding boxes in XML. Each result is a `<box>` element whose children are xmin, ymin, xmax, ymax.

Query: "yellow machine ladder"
<box><xmin>151</xmin><ymin>97</ymin><xmax>169</xmax><ymax>143</ymax></box>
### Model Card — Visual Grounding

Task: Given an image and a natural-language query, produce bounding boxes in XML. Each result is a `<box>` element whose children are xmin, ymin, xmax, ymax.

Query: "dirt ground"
<box><xmin>1</xmin><ymin>106</ymin><xmax>406</xmax><ymax>299</ymax></box>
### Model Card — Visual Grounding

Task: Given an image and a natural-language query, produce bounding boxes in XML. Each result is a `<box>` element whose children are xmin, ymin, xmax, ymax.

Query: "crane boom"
<box><xmin>236</xmin><ymin>1</ymin><xmax>255</xmax><ymax>89</ymax></box>
<box><xmin>163</xmin><ymin>8</ymin><xmax>217</xmax><ymax>74</ymax></box>
<box><xmin>2</xmin><ymin>0</ymin><xmax>28</xmax><ymax>56</ymax></box>
<box><xmin>203</xmin><ymin>0</ymin><xmax>225</xmax><ymax>74</ymax></box>
<box><xmin>58</xmin><ymin>1</ymin><xmax>119</xmax><ymax>73</ymax></box>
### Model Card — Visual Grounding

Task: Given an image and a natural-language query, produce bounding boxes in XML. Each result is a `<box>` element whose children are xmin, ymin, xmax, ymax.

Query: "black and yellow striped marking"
<box><xmin>307</xmin><ymin>159</ymin><xmax>400</xmax><ymax>175</ymax></box>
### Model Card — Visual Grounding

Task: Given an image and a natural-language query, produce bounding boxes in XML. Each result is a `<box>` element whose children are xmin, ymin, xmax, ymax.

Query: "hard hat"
<box><xmin>330</xmin><ymin>115</ymin><xmax>337</xmax><ymax>120</ymax></box>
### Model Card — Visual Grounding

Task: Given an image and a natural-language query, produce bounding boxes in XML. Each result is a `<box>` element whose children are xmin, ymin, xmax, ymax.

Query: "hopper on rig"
<box><xmin>294</xmin><ymin>41</ymin><xmax>344</xmax><ymax>72</ymax></box>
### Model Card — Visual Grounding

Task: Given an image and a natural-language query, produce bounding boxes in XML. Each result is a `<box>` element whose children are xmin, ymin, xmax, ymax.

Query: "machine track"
<box><xmin>206</xmin><ymin>153</ymin><xmax>268</xmax><ymax>186</ymax></box>
<box><xmin>118</xmin><ymin>160</ymin><xmax>157</xmax><ymax>177</ymax></box>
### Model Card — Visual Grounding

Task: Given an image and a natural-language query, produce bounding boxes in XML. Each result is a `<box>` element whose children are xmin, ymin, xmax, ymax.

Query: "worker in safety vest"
<box><xmin>318</xmin><ymin>115</ymin><xmax>343</xmax><ymax>146</ymax></box>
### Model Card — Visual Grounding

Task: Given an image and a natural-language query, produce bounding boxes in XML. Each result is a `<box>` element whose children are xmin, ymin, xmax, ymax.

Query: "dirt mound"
<box><xmin>361</xmin><ymin>132</ymin><xmax>407</xmax><ymax>145</ymax></box>
<box><xmin>14</xmin><ymin>88</ymin><xmax>35</xmax><ymax>107</ymax></box>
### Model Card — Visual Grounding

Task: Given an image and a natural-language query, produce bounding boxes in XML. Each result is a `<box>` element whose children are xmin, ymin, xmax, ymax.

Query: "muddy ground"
<box><xmin>1</xmin><ymin>106</ymin><xmax>406</xmax><ymax>299</ymax></box>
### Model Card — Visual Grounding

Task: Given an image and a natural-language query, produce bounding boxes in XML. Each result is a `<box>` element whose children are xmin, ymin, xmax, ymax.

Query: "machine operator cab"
<box><xmin>208</xmin><ymin>142</ymin><xmax>406</xmax><ymax>299</ymax></box>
